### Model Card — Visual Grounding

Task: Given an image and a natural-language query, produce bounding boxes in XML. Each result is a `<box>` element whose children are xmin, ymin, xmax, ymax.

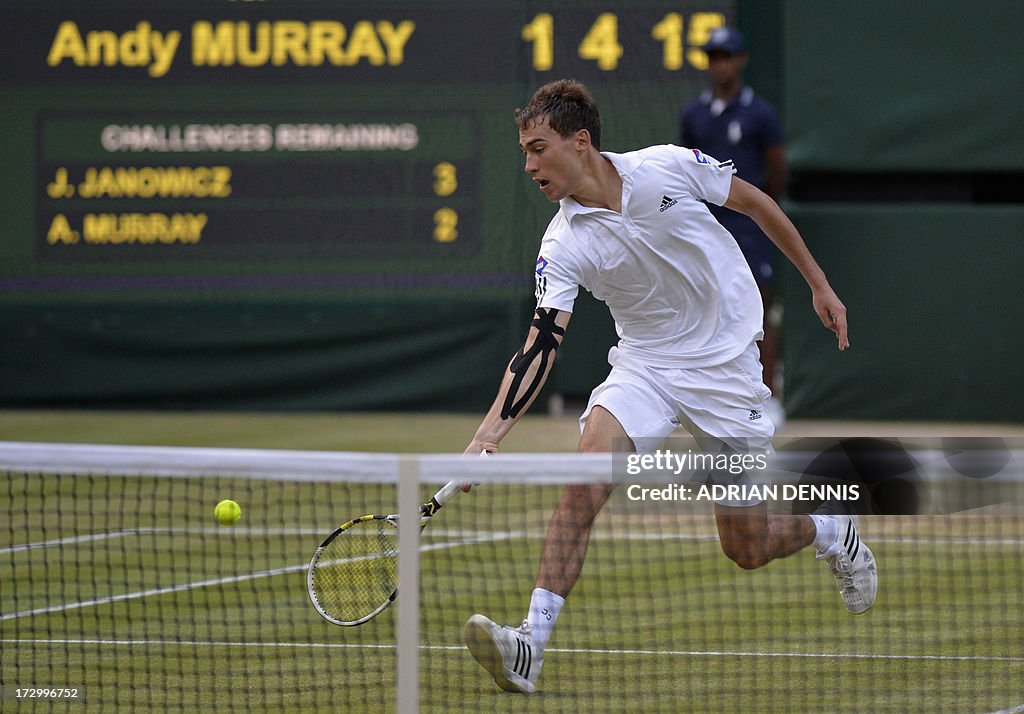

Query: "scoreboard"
<box><xmin>37</xmin><ymin>111</ymin><xmax>481</xmax><ymax>256</ymax></box>
<box><xmin>0</xmin><ymin>1</ymin><xmax>734</xmax><ymax>302</ymax></box>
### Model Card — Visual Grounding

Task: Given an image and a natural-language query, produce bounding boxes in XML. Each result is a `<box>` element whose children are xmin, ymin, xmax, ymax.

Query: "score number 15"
<box><xmin>522</xmin><ymin>11</ymin><xmax>725</xmax><ymax>71</ymax></box>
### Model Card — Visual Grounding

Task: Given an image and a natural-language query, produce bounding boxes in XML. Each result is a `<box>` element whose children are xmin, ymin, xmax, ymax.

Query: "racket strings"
<box><xmin>313</xmin><ymin>518</ymin><xmax>399</xmax><ymax>623</ymax></box>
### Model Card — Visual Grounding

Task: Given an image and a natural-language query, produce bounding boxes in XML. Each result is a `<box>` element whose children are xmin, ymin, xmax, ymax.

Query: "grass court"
<box><xmin>1</xmin><ymin>411</ymin><xmax>1022</xmax><ymax>712</ymax></box>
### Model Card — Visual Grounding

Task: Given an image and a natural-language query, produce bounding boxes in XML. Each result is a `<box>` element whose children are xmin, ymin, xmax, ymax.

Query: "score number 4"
<box><xmin>522</xmin><ymin>11</ymin><xmax>725</xmax><ymax>72</ymax></box>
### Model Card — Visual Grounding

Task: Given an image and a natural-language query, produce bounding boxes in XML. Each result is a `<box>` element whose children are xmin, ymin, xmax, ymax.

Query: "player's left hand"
<box><xmin>812</xmin><ymin>287</ymin><xmax>849</xmax><ymax>351</ymax></box>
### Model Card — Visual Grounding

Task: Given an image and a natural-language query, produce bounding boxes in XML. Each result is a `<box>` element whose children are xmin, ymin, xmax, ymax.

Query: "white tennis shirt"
<box><xmin>534</xmin><ymin>144</ymin><xmax>764</xmax><ymax>369</ymax></box>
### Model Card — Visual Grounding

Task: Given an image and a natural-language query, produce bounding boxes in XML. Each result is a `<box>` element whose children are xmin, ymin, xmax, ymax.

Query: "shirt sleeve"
<box><xmin>535</xmin><ymin>253</ymin><xmax>579</xmax><ymax>313</ymax></box>
<box><xmin>673</xmin><ymin>145</ymin><xmax>737</xmax><ymax>206</ymax></box>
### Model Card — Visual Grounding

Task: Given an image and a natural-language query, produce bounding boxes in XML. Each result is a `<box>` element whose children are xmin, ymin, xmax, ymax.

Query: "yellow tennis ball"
<box><xmin>214</xmin><ymin>499</ymin><xmax>242</xmax><ymax>526</ymax></box>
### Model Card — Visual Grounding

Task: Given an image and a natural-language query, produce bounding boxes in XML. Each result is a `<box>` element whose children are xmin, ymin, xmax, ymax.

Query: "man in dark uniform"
<box><xmin>680</xmin><ymin>27</ymin><xmax>787</xmax><ymax>412</ymax></box>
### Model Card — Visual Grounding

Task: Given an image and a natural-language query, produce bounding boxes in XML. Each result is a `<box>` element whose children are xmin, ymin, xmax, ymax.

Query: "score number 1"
<box><xmin>433</xmin><ymin>161</ymin><xmax>458</xmax><ymax>243</ymax></box>
<box><xmin>522</xmin><ymin>11</ymin><xmax>725</xmax><ymax>71</ymax></box>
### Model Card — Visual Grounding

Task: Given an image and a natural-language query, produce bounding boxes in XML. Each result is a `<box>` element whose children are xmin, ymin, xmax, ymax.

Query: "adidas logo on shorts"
<box><xmin>659</xmin><ymin>195</ymin><xmax>678</xmax><ymax>212</ymax></box>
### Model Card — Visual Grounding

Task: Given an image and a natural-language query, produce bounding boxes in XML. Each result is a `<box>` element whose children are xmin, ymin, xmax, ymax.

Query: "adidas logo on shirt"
<box><xmin>659</xmin><ymin>195</ymin><xmax>678</xmax><ymax>212</ymax></box>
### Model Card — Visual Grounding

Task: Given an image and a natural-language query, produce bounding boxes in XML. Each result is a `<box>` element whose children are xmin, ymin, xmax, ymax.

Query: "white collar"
<box><xmin>558</xmin><ymin>151</ymin><xmax>638</xmax><ymax>219</ymax></box>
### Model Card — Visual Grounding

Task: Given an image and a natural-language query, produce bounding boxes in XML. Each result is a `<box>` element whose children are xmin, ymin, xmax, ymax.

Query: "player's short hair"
<box><xmin>515</xmin><ymin>79</ymin><xmax>602</xmax><ymax>150</ymax></box>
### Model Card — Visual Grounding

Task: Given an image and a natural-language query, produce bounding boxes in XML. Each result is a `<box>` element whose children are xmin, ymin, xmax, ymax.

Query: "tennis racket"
<box><xmin>306</xmin><ymin>479</ymin><xmax>463</xmax><ymax>626</ymax></box>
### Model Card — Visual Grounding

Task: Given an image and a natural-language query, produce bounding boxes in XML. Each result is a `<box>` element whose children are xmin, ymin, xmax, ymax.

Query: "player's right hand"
<box><xmin>460</xmin><ymin>444</ymin><xmax>498</xmax><ymax>491</ymax></box>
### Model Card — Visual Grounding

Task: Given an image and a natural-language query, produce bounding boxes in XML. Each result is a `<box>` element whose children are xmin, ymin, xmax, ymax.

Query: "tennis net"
<box><xmin>1</xmin><ymin>440</ymin><xmax>1022</xmax><ymax>713</ymax></box>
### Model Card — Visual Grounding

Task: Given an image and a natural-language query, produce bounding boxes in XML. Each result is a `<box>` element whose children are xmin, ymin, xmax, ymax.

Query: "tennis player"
<box><xmin>462</xmin><ymin>79</ymin><xmax>876</xmax><ymax>694</ymax></box>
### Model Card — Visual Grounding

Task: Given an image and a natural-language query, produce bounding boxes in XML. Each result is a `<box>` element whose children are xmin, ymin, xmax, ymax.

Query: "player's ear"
<box><xmin>574</xmin><ymin>129</ymin><xmax>592</xmax><ymax>151</ymax></box>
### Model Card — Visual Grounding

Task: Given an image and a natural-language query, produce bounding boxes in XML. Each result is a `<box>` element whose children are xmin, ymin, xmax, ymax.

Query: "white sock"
<box><xmin>811</xmin><ymin>514</ymin><xmax>838</xmax><ymax>552</ymax></box>
<box><xmin>526</xmin><ymin>587</ymin><xmax>564</xmax><ymax>654</ymax></box>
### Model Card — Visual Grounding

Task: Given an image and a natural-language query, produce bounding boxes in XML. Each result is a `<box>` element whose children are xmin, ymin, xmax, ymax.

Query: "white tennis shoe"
<box><xmin>464</xmin><ymin>614</ymin><xmax>542</xmax><ymax>694</ymax></box>
<box><xmin>816</xmin><ymin>513</ymin><xmax>878</xmax><ymax>613</ymax></box>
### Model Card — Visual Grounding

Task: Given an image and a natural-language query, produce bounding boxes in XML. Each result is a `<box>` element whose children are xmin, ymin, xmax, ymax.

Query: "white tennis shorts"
<box><xmin>580</xmin><ymin>341</ymin><xmax>775</xmax><ymax>506</ymax></box>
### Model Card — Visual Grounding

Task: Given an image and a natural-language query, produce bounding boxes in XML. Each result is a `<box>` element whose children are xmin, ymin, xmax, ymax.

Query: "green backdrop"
<box><xmin>2</xmin><ymin>0</ymin><xmax>1021</xmax><ymax>422</ymax></box>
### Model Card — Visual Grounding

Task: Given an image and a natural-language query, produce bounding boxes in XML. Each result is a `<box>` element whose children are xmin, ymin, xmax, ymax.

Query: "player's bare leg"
<box><xmin>465</xmin><ymin>406</ymin><xmax>625</xmax><ymax>693</ymax></box>
<box><xmin>534</xmin><ymin>483</ymin><xmax>615</xmax><ymax>595</ymax></box>
<box><xmin>714</xmin><ymin>501</ymin><xmax>878</xmax><ymax>612</ymax></box>
<box><xmin>535</xmin><ymin>405</ymin><xmax>624</xmax><ymax>596</ymax></box>
<box><xmin>714</xmin><ymin>503</ymin><xmax>814</xmax><ymax>570</ymax></box>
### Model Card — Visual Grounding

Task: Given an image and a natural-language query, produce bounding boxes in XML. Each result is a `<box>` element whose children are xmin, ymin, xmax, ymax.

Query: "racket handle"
<box><xmin>434</xmin><ymin>480</ymin><xmax>462</xmax><ymax>507</ymax></box>
<box><xmin>421</xmin><ymin>480</ymin><xmax>461</xmax><ymax>517</ymax></box>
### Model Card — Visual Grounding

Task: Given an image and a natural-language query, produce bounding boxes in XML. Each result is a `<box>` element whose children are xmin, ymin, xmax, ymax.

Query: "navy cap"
<box><xmin>703</xmin><ymin>27</ymin><xmax>746</xmax><ymax>55</ymax></box>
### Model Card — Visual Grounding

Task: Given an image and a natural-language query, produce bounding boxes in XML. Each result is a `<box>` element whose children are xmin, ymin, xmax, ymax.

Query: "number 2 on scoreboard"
<box><xmin>433</xmin><ymin>207</ymin><xmax>458</xmax><ymax>243</ymax></box>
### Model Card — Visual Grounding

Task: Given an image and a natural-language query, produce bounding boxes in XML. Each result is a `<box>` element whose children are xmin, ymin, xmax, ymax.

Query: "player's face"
<box><xmin>518</xmin><ymin>118</ymin><xmax>586</xmax><ymax>203</ymax></box>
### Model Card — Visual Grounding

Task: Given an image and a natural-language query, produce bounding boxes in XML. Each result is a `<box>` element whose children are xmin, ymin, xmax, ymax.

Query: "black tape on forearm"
<box><xmin>500</xmin><ymin>308</ymin><xmax>565</xmax><ymax>419</ymax></box>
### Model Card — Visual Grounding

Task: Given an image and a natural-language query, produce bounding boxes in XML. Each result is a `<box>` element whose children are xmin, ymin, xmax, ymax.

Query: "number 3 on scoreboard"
<box><xmin>433</xmin><ymin>161</ymin><xmax>458</xmax><ymax>197</ymax></box>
